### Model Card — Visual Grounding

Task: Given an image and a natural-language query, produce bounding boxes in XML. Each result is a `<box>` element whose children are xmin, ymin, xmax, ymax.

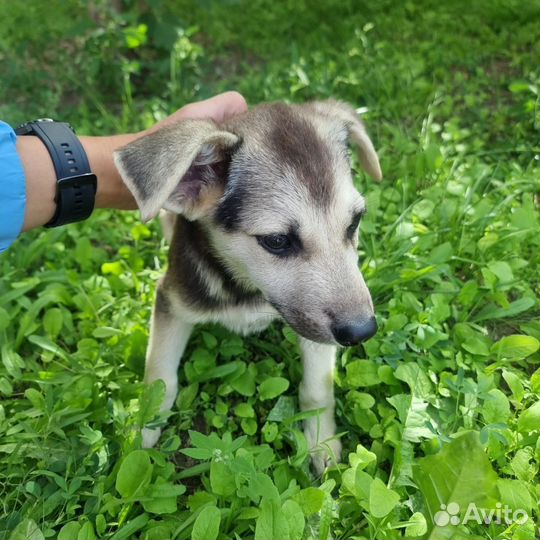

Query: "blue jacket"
<box><xmin>0</xmin><ymin>121</ymin><xmax>26</xmax><ymax>252</ymax></box>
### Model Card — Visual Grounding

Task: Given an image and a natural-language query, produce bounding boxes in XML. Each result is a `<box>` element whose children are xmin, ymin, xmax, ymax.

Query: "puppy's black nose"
<box><xmin>331</xmin><ymin>317</ymin><xmax>378</xmax><ymax>346</ymax></box>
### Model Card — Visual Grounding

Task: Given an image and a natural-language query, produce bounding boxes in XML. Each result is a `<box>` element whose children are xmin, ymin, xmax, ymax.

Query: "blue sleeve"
<box><xmin>0</xmin><ymin>121</ymin><xmax>26</xmax><ymax>253</ymax></box>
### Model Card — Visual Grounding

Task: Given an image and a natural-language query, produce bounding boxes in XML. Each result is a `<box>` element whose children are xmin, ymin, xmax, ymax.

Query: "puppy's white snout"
<box><xmin>331</xmin><ymin>316</ymin><xmax>377</xmax><ymax>346</ymax></box>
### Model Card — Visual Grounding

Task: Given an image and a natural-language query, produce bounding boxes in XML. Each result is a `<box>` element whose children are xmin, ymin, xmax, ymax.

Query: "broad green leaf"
<box><xmin>487</xmin><ymin>261</ymin><xmax>513</xmax><ymax>283</ymax></box>
<box><xmin>293</xmin><ymin>487</ymin><xmax>325</xmax><ymax>516</ymax></box>
<box><xmin>259</xmin><ymin>377</ymin><xmax>289</xmax><ymax>400</ymax></box>
<box><xmin>237</xmin><ymin>507</ymin><xmax>260</xmax><ymax>520</ymax></box>
<box><xmin>354</xmin><ymin>469</ymin><xmax>373</xmax><ymax>502</ymax></box>
<box><xmin>348</xmin><ymin>391</ymin><xmax>375</xmax><ymax>409</ymax></box>
<box><xmin>430</xmin><ymin>242</ymin><xmax>453</xmax><ymax>263</ymax></box>
<box><xmin>115</xmin><ymin>450</ymin><xmax>153</xmax><ymax>499</ymax></box>
<box><xmin>191</xmin><ymin>506</ymin><xmax>221</xmax><ymax>540</ymax></box>
<box><xmin>255</xmin><ymin>498</ymin><xmax>289</xmax><ymax>540</ymax></box>
<box><xmin>201</xmin><ymin>331</ymin><xmax>218</xmax><ymax>349</ymax></box>
<box><xmin>188</xmin><ymin>492</ymin><xmax>217</xmax><ymax>512</ymax></box>
<box><xmin>0</xmin><ymin>306</ymin><xmax>10</xmax><ymax>332</ymax></box>
<box><xmin>43</xmin><ymin>308</ymin><xmax>63</xmax><ymax>337</ymax></box>
<box><xmin>142</xmin><ymin>479</ymin><xmax>185</xmax><ymax>514</ymax></box>
<box><xmin>509</xmin><ymin>80</ymin><xmax>534</xmax><ymax>92</ymax></box>
<box><xmin>491</xmin><ymin>335</ymin><xmax>540</xmax><ymax>360</ymax></box>
<box><xmin>189</xmin><ymin>430</ymin><xmax>220</xmax><ymax>451</ymax></box>
<box><xmin>413</xmin><ymin>432</ymin><xmax>499</xmax><ymax>538</ymax></box>
<box><xmin>532</xmin><ymin>369</ymin><xmax>540</xmax><ymax>394</ymax></box>
<box><xmin>473</xmin><ymin>298</ymin><xmax>535</xmax><ymax>322</ymax></box>
<box><xmin>405</xmin><ymin>512</ymin><xmax>428</xmax><ymax>537</ymax></box>
<box><xmin>24</xmin><ymin>388</ymin><xmax>45</xmax><ymax>410</ymax></box>
<box><xmin>58</xmin><ymin>522</ymin><xmax>80</xmax><ymax>540</ymax></box>
<box><xmin>517</xmin><ymin>401</ymin><xmax>540</xmax><ymax>433</ymax></box>
<box><xmin>9</xmin><ymin>519</ymin><xmax>44</xmax><ymax>540</ymax></box>
<box><xmin>190</xmin><ymin>347</ymin><xmax>216</xmax><ymax>368</ymax></box>
<box><xmin>180</xmin><ymin>447</ymin><xmax>213</xmax><ymax>460</ymax></box>
<box><xmin>345</xmin><ymin>360</ymin><xmax>381</xmax><ymax>387</ymax></box>
<box><xmin>497</xmin><ymin>479</ymin><xmax>532</xmax><ymax>514</ymax></box>
<box><xmin>482</xmin><ymin>389</ymin><xmax>510</xmax><ymax>424</ymax></box>
<box><xmin>27</xmin><ymin>334</ymin><xmax>68</xmax><ymax>360</ymax></box>
<box><xmin>1</xmin><ymin>345</ymin><xmax>24</xmax><ymax>379</ymax></box>
<box><xmin>138</xmin><ymin>379</ymin><xmax>165</xmax><ymax>426</ymax></box>
<box><xmin>92</xmin><ymin>326</ymin><xmax>123</xmax><ymax>338</ymax></box>
<box><xmin>241</xmin><ymin>417</ymin><xmax>257</xmax><ymax>435</ymax></box>
<box><xmin>145</xmin><ymin>477</ymin><xmax>186</xmax><ymax>498</ymax></box>
<box><xmin>348</xmin><ymin>443</ymin><xmax>377</xmax><ymax>470</ymax></box>
<box><xmin>281</xmin><ymin>500</ymin><xmax>305</xmax><ymax>540</ymax></box>
<box><xmin>124</xmin><ymin>24</ymin><xmax>148</xmax><ymax>48</ymax></box>
<box><xmin>193</xmin><ymin>361</ymin><xmax>243</xmax><ymax>383</ymax></box>
<box><xmin>245</xmin><ymin>472</ymin><xmax>280</xmax><ymax>503</ymax></box>
<box><xmin>77</xmin><ymin>521</ymin><xmax>96</xmax><ymax>540</ymax></box>
<box><xmin>235</xmin><ymin>402</ymin><xmax>255</xmax><ymax>418</ymax></box>
<box><xmin>385</xmin><ymin>313</ymin><xmax>408</xmax><ymax>331</ymax></box>
<box><xmin>210</xmin><ymin>460</ymin><xmax>235</xmax><ymax>496</ymax></box>
<box><xmin>95</xmin><ymin>515</ymin><xmax>106</xmax><ymax>537</ymax></box>
<box><xmin>319</xmin><ymin>493</ymin><xmax>334</xmax><ymax>540</ymax></box>
<box><xmin>510</xmin><ymin>448</ymin><xmax>535</xmax><ymax>481</ymax></box>
<box><xmin>368</xmin><ymin>478</ymin><xmax>400</xmax><ymax>518</ymax></box>
<box><xmin>219</xmin><ymin>336</ymin><xmax>246</xmax><ymax>358</ymax></box>
<box><xmin>267</xmin><ymin>396</ymin><xmax>296</xmax><ymax>421</ymax></box>
<box><xmin>387</xmin><ymin>394</ymin><xmax>433</xmax><ymax>442</ymax></box>
<box><xmin>0</xmin><ymin>378</ymin><xmax>13</xmax><ymax>395</ymax></box>
<box><xmin>250</xmin><ymin>456</ymin><xmax>271</xmax><ymax>478</ymax></box>
<box><xmin>262</xmin><ymin>422</ymin><xmax>278</xmax><ymax>442</ymax></box>
<box><xmin>102</xmin><ymin>261</ymin><xmax>124</xmax><ymax>276</ymax></box>
<box><xmin>143</xmin><ymin>525</ymin><xmax>172</xmax><ymax>540</ymax></box>
<box><xmin>457</xmin><ymin>281</ymin><xmax>479</xmax><ymax>306</ymax></box>
<box><xmin>394</xmin><ymin>363</ymin><xmax>432</xmax><ymax>399</ymax></box>
<box><xmin>502</xmin><ymin>370</ymin><xmax>525</xmax><ymax>402</ymax></box>
<box><xmin>231</xmin><ymin>369</ymin><xmax>256</xmax><ymax>396</ymax></box>
<box><xmin>177</xmin><ymin>383</ymin><xmax>199</xmax><ymax>411</ymax></box>
<box><xmin>462</xmin><ymin>336</ymin><xmax>491</xmax><ymax>356</ymax></box>
<box><xmin>453</xmin><ymin>322</ymin><xmax>492</xmax><ymax>356</ymax></box>
<box><xmin>413</xmin><ymin>199</ymin><xmax>436</xmax><ymax>219</ymax></box>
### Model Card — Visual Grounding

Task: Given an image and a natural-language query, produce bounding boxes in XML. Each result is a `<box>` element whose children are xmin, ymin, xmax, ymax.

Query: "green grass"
<box><xmin>0</xmin><ymin>1</ymin><xmax>539</xmax><ymax>539</ymax></box>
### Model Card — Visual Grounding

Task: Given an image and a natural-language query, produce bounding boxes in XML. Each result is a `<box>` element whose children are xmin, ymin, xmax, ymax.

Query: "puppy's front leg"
<box><xmin>141</xmin><ymin>286</ymin><xmax>193</xmax><ymax>448</ymax></box>
<box><xmin>298</xmin><ymin>338</ymin><xmax>341</xmax><ymax>474</ymax></box>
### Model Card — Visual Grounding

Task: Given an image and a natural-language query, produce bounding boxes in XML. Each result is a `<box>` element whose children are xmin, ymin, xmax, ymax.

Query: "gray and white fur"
<box><xmin>114</xmin><ymin>99</ymin><xmax>382</xmax><ymax>473</ymax></box>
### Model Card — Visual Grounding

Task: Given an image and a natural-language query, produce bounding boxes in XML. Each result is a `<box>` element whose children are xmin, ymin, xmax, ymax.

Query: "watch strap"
<box><xmin>15</xmin><ymin>120</ymin><xmax>97</xmax><ymax>227</ymax></box>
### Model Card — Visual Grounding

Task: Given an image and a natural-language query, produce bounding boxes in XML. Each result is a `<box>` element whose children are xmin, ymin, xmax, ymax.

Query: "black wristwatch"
<box><xmin>15</xmin><ymin>119</ymin><xmax>97</xmax><ymax>228</ymax></box>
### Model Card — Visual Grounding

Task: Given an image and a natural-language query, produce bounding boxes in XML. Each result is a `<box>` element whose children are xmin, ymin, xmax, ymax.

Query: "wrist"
<box><xmin>17</xmin><ymin>120</ymin><xmax>98</xmax><ymax>229</ymax></box>
<box><xmin>80</xmin><ymin>133</ymin><xmax>139</xmax><ymax>210</ymax></box>
<box><xmin>18</xmin><ymin>135</ymin><xmax>57</xmax><ymax>231</ymax></box>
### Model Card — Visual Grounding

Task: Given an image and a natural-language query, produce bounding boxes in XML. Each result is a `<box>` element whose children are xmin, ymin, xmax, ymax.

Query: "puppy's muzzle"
<box><xmin>331</xmin><ymin>316</ymin><xmax>377</xmax><ymax>346</ymax></box>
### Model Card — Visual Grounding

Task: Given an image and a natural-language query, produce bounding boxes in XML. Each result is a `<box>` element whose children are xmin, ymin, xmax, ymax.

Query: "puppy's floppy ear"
<box><xmin>309</xmin><ymin>99</ymin><xmax>382</xmax><ymax>181</ymax></box>
<box><xmin>114</xmin><ymin>120</ymin><xmax>240</xmax><ymax>221</ymax></box>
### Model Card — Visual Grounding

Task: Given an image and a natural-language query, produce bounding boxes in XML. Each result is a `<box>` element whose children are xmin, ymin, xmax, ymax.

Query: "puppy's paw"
<box><xmin>310</xmin><ymin>438</ymin><xmax>342</xmax><ymax>475</ymax></box>
<box><xmin>141</xmin><ymin>427</ymin><xmax>162</xmax><ymax>448</ymax></box>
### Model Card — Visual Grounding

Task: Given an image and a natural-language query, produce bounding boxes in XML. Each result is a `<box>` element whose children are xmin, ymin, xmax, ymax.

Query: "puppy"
<box><xmin>114</xmin><ymin>100</ymin><xmax>382</xmax><ymax>473</ymax></box>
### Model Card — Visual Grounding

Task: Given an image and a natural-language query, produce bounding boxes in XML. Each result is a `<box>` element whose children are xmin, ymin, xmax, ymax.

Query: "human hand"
<box><xmin>91</xmin><ymin>91</ymin><xmax>247</xmax><ymax>211</ymax></box>
<box><xmin>144</xmin><ymin>91</ymin><xmax>248</xmax><ymax>135</ymax></box>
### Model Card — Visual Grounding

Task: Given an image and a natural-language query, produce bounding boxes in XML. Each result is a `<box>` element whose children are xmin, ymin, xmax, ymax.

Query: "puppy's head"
<box><xmin>115</xmin><ymin>100</ymin><xmax>381</xmax><ymax>346</ymax></box>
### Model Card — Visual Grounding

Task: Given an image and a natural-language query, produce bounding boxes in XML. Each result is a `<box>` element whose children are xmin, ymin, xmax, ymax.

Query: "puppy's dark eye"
<box><xmin>346</xmin><ymin>210</ymin><xmax>365</xmax><ymax>240</ymax></box>
<box><xmin>257</xmin><ymin>234</ymin><xmax>292</xmax><ymax>255</ymax></box>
